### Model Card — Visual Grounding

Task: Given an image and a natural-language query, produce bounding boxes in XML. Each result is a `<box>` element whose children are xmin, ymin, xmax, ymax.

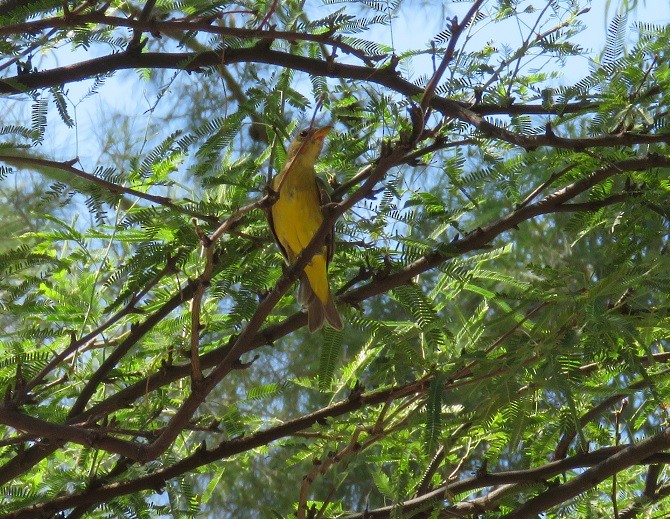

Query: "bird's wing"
<box><xmin>316</xmin><ymin>176</ymin><xmax>336</xmax><ymax>265</ymax></box>
<box><xmin>263</xmin><ymin>182</ymin><xmax>291</xmax><ymax>265</ymax></box>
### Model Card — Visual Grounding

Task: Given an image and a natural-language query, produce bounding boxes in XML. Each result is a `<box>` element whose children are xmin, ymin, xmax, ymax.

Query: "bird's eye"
<box><xmin>299</xmin><ymin>129</ymin><xmax>309</xmax><ymax>138</ymax></box>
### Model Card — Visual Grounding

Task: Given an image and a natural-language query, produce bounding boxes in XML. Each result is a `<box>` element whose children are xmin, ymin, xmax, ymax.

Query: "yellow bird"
<box><xmin>267</xmin><ymin>126</ymin><xmax>343</xmax><ymax>333</ymax></box>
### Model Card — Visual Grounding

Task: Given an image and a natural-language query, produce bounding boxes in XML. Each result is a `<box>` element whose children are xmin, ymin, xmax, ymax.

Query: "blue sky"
<box><xmin>389</xmin><ymin>0</ymin><xmax>670</xmax><ymax>82</ymax></box>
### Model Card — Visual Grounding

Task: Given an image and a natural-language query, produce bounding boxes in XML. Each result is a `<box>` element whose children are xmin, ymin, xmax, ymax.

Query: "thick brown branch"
<box><xmin>0</xmin><ymin>377</ymin><xmax>431</xmax><ymax>519</ymax></box>
<box><xmin>0</xmin><ymin>14</ymin><xmax>378</xmax><ymax>65</ymax></box>
<box><xmin>553</xmin><ymin>367</ymin><xmax>670</xmax><ymax>460</ymax></box>
<box><xmin>502</xmin><ymin>428</ymin><xmax>670</xmax><ymax>518</ymax></box>
<box><xmin>343</xmin><ymin>447</ymin><xmax>670</xmax><ymax>518</ymax></box>
<box><xmin>341</xmin><ymin>155</ymin><xmax>670</xmax><ymax>305</ymax></box>
<box><xmin>1</xmin><ymin>49</ymin><xmax>668</xmax><ymax>150</ymax></box>
<box><xmin>0</xmin><ymin>408</ymin><xmax>141</xmax><ymax>459</ymax></box>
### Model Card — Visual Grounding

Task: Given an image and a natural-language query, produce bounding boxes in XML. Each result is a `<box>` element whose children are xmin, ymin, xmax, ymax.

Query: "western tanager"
<box><xmin>267</xmin><ymin>126</ymin><xmax>343</xmax><ymax>333</ymax></box>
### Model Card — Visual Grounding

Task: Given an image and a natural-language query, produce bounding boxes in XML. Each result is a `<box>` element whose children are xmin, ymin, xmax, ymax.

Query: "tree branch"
<box><xmin>420</xmin><ymin>0</ymin><xmax>483</xmax><ymax>112</ymax></box>
<box><xmin>502</xmin><ymin>428</ymin><xmax>670</xmax><ymax>518</ymax></box>
<box><xmin>2</xmin><ymin>48</ymin><xmax>668</xmax><ymax>151</ymax></box>
<box><xmin>0</xmin><ymin>154</ymin><xmax>220</xmax><ymax>225</ymax></box>
<box><xmin>0</xmin><ymin>377</ymin><xmax>432</xmax><ymax>519</ymax></box>
<box><xmin>343</xmin><ymin>448</ymin><xmax>670</xmax><ymax>518</ymax></box>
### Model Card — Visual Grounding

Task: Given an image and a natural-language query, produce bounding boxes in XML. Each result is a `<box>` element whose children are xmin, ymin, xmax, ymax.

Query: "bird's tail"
<box><xmin>298</xmin><ymin>258</ymin><xmax>343</xmax><ymax>333</ymax></box>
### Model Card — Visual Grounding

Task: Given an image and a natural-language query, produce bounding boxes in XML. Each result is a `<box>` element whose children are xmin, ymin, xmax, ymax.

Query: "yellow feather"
<box><xmin>268</xmin><ymin>126</ymin><xmax>343</xmax><ymax>332</ymax></box>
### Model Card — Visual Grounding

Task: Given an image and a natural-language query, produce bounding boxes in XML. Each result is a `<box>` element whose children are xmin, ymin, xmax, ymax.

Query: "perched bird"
<box><xmin>267</xmin><ymin>125</ymin><xmax>343</xmax><ymax>332</ymax></box>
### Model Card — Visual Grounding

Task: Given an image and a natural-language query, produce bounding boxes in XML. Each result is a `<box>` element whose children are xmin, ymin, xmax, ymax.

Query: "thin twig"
<box><xmin>297</xmin><ymin>429</ymin><xmax>362</xmax><ymax>519</ymax></box>
<box><xmin>256</xmin><ymin>0</ymin><xmax>278</xmax><ymax>30</ymax></box>
<box><xmin>450</xmin><ymin>302</ymin><xmax>549</xmax><ymax>382</ymax></box>
<box><xmin>126</xmin><ymin>0</ymin><xmax>156</xmax><ymax>52</ymax></box>
<box><xmin>0</xmin><ymin>0</ymin><xmax>93</xmax><ymax>73</ymax></box>
<box><xmin>516</xmin><ymin>162</ymin><xmax>578</xmax><ymax>209</ymax></box>
<box><xmin>420</xmin><ymin>0</ymin><xmax>484</xmax><ymax>113</ymax></box>
<box><xmin>0</xmin><ymin>154</ymin><xmax>219</xmax><ymax>225</ymax></box>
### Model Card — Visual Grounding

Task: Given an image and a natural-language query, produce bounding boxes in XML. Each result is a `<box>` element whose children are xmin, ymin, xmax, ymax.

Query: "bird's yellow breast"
<box><xmin>271</xmin><ymin>181</ymin><xmax>323</xmax><ymax>260</ymax></box>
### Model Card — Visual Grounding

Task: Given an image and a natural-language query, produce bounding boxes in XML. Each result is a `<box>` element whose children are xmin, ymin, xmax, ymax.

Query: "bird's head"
<box><xmin>285</xmin><ymin>126</ymin><xmax>332</xmax><ymax>167</ymax></box>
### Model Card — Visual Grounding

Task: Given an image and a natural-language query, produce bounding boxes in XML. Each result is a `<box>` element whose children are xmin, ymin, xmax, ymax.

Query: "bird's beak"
<box><xmin>313</xmin><ymin>126</ymin><xmax>333</xmax><ymax>141</ymax></box>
